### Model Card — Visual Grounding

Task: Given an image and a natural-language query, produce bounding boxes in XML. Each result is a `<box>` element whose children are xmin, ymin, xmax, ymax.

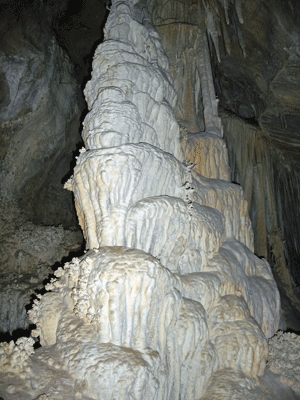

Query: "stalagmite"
<box><xmin>0</xmin><ymin>1</ymin><xmax>282</xmax><ymax>399</ymax></box>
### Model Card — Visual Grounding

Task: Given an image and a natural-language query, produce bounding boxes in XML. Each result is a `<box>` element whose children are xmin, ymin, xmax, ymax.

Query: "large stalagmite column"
<box><xmin>0</xmin><ymin>1</ymin><xmax>281</xmax><ymax>399</ymax></box>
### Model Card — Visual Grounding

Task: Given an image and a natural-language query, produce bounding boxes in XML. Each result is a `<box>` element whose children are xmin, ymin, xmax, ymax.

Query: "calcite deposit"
<box><xmin>0</xmin><ymin>0</ymin><xmax>284</xmax><ymax>399</ymax></box>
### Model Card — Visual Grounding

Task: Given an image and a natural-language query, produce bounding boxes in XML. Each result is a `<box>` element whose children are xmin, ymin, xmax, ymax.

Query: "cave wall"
<box><xmin>211</xmin><ymin>0</ymin><xmax>300</xmax><ymax>330</ymax></box>
<box><xmin>0</xmin><ymin>1</ymin><xmax>83</xmax><ymax>227</ymax></box>
<box><xmin>146</xmin><ymin>0</ymin><xmax>300</xmax><ymax>330</ymax></box>
<box><xmin>0</xmin><ymin>1</ymin><xmax>85</xmax><ymax>334</ymax></box>
<box><xmin>222</xmin><ymin>111</ymin><xmax>300</xmax><ymax>330</ymax></box>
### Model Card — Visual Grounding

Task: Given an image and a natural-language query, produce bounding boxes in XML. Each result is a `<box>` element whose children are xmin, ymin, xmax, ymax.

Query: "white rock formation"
<box><xmin>0</xmin><ymin>1</ymin><xmax>283</xmax><ymax>399</ymax></box>
<box><xmin>181</xmin><ymin>129</ymin><xmax>230</xmax><ymax>181</ymax></box>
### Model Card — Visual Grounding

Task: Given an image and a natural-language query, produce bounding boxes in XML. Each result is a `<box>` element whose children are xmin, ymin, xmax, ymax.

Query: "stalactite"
<box><xmin>235</xmin><ymin>0</ymin><xmax>244</xmax><ymax>24</ymax></box>
<box><xmin>205</xmin><ymin>7</ymin><xmax>221</xmax><ymax>62</ymax></box>
<box><xmin>220</xmin><ymin>11</ymin><xmax>231</xmax><ymax>54</ymax></box>
<box><xmin>223</xmin><ymin>0</ymin><xmax>230</xmax><ymax>25</ymax></box>
<box><xmin>197</xmin><ymin>32</ymin><xmax>223</xmax><ymax>135</ymax></box>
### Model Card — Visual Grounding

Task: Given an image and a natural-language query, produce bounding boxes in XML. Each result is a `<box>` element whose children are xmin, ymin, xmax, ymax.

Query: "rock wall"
<box><xmin>0</xmin><ymin>3</ymin><xmax>83</xmax><ymax>228</ymax></box>
<box><xmin>0</xmin><ymin>2</ymin><xmax>84</xmax><ymax>335</ymax></box>
<box><xmin>0</xmin><ymin>1</ymin><xmax>283</xmax><ymax>399</ymax></box>
<box><xmin>209</xmin><ymin>0</ymin><xmax>300</xmax><ymax>330</ymax></box>
<box><xmin>145</xmin><ymin>0</ymin><xmax>300</xmax><ymax>331</ymax></box>
<box><xmin>221</xmin><ymin>110</ymin><xmax>300</xmax><ymax>331</ymax></box>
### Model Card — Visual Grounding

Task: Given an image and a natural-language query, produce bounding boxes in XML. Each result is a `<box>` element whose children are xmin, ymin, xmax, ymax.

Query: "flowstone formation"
<box><xmin>0</xmin><ymin>1</ymin><xmax>282</xmax><ymax>399</ymax></box>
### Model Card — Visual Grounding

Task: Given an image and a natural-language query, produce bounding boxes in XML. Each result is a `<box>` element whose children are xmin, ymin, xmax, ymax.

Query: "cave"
<box><xmin>0</xmin><ymin>0</ymin><xmax>300</xmax><ymax>398</ymax></box>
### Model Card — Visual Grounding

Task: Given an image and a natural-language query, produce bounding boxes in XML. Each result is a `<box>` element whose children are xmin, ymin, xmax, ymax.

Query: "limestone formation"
<box><xmin>0</xmin><ymin>1</ymin><xmax>284</xmax><ymax>399</ymax></box>
<box><xmin>181</xmin><ymin>130</ymin><xmax>230</xmax><ymax>181</ymax></box>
